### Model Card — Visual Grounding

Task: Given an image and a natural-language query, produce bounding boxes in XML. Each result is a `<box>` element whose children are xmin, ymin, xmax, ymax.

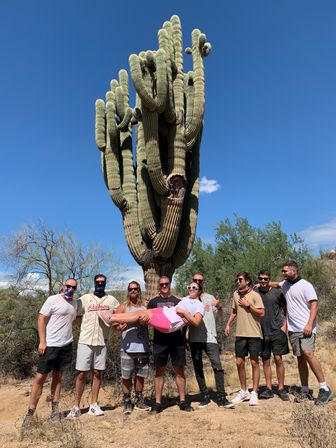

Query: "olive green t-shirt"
<box><xmin>232</xmin><ymin>290</ymin><xmax>264</xmax><ymax>338</ymax></box>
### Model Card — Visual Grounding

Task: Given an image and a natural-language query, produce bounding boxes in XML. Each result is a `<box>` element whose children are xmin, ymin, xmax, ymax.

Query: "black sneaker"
<box><xmin>315</xmin><ymin>388</ymin><xmax>334</xmax><ymax>406</ymax></box>
<box><xmin>134</xmin><ymin>395</ymin><xmax>150</xmax><ymax>411</ymax></box>
<box><xmin>217</xmin><ymin>396</ymin><xmax>233</xmax><ymax>408</ymax></box>
<box><xmin>198</xmin><ymin>395</ymin><xmax>211</xmax><ymax>408</ymax></box>
<box><xmin>278</xmin><ymin>389</ymin><xmax>289</xmax><ymax>401</ymax></box>
<box><xmin>149</xmin><ymin>403</ymin><xmax>163</xmax><ymax>415</ymax></box>
<box><xmin>294</xmin><ymin>391</ymin><xmax>314</xmax><ymax>403</ymax></box>
<box><xmin>179</xmin><ymin>401</ymin><xmax>194</xmax><ymax>412</ymax></box>
<box><xmin>259</xmin><ymin>388</ymin><xmax>274</xmax><ymax>399</ymax></box>
<box><xmin>21</xmin><ymin>408</ymin><xmax>35</xmax><ymax>430</ymax></box>
<box><xmin>123</xmin><ymin>398</ymin><xmax>133</xmax><ymax>415</ymax></box>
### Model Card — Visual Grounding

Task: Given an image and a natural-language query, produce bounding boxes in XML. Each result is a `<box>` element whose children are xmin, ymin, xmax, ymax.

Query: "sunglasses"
<box><xmin>65</xmin><ymin>284</ymin><xmax>77</xmax><ymax>290</ymax></box>
<box><xmin>96</xmin><ymin>280</ymin><xmax>106</xmax><ymax>285</ymax></box>
<box><xmin>128</xmin><ymin>287</ymin><xmax>139</xmax><ymax>292</ymax></box>
<box><xmin>258</xmin><ymin>277</ymin><xmax>269</xmax><ymax>281</ymax></box>
<box><xmin>193</xmin><ymin>278</ymin><xmax>203</xmax><ymax>282</ymax></box>
<box><xmin>188</xmin><ymin>285</ymin><xmax>200</xmax><ymax>291</ymax></box>
<box><xmin>159</xmin><ymin>282</ymin><xmax>169</xmax><ymax>287</ymax></box>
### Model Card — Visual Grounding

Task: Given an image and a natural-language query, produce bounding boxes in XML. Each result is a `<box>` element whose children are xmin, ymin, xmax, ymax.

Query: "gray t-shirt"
<box><xmin>39</xmin><ymin>294</ymin><xmax>77</xmax><ymax>347</ymax></box>
<box><xmin>121</xmin><ymin>305</ymin><xmax>149</xmax><ymax>353</ymax></box>
<box><xmin>189</xmin><ymin>293</ymin><xmax>218</xmax><ymax>344</ymax></box>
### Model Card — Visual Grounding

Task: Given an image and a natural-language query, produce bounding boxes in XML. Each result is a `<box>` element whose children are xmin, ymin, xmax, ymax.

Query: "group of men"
<box><xmin>22</xmin><ymin>260</ymin><xmax>333</xmax><ymax>428</ymax></box>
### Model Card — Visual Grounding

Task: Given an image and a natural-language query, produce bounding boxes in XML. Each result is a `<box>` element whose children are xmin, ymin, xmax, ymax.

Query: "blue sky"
<box><xmin>1</xmin><ymin>0</ymin><xmax>336</xmax><ymax>284</ymax></box>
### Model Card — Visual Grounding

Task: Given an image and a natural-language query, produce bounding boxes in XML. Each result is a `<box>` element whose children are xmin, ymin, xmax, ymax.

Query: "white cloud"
<box><xmin>111</xmin><ymin>265</ymin><xmax>145</xmax><ymax>290</ymax></box>
<box><xmin>199</xmin><ymin>176</ymin><xmax>220</xmax><ymax>194</ymax></box>
<box><xmin>300</xmin><ymin>218</ymin><xmax>336</xmax><ymax>248</ymax></box>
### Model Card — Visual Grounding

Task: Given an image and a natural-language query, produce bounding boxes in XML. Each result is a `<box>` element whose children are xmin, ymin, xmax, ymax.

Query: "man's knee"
<box><xmin>35</xmin><ymin>372</ymin><xmax>48</xmax><ymax>385</ymax></box>
<box><xmin>236</xmin><ymin>357</ymin><xmax>245</xmax><ymax>368</ymax></box>
<box><xmin>155</xmin><ymin>366</ymin><xmax>166</xmax><ymax>378</ymax></box>
<box><xmin>302</xmin><ymin>349</ymin><xmax>315</xmax><ymax>360</ymax></box>
<box><xmin>250</xmin><ymin>357</ymin><xmax>259</xmax><ymax>367</ymax></box>
<box><xmin>274</xmin><ymin>355</ymin><xmax>283</xmax><ymax>366</ymax></box>
<box><xmin>92</xmin><ymin>369</ymin><xmax>101</xmax><ymax>378</ymax></box>
<box><xmin>173</xmin><ymin>365</ymin><xmax>185</xmax><ymax>378</ymax></box>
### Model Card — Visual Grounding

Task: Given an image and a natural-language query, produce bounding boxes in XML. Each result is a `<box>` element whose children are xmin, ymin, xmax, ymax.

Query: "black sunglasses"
<box><xmin>159</xmin><ymin>282</ymin><xmax>169</xmax><ymax>287</ymax></box>
<box><xmin>258</xmin><ymin>277</ymin><xmax>269</xmax><ymax>281</ymax></box>
<box><xmin>65</xmin><ymin>284</ymin><xmax>77</xmax><ymax>290</ymax></box>
<box><xmin>193</xmin><ymin>278</ymin><xmax>204</xmax><ymax>282</ymax></box>
<box><xmin>128</xmin><ymin>287</ymin><xmax>139</xmax><ymax>292</ymax></box>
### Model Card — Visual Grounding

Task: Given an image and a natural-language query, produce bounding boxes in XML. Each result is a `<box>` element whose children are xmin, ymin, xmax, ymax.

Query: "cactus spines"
<box><xmin>95</xmin><ymin>15</ymin><xmax>211</xmax><ymax>297</ymax></box>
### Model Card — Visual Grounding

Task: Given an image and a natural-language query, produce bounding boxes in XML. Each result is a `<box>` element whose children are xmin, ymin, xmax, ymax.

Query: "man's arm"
<box><xmin>224</xmin><ymin>308</ymin><xmax>237</xmax><ymax>336</ymax></box>
<box><xmin>37</xmin><ymin>314</ymin><xmax>48</xmax><ymax>355</ymax></box>
<box><xmin>212</xmin><ymin>297</ymin><xmax>223</xmax><ymax>318</ymax></box>
<box><xmin>304</xmin><ymin>300</ymin><xmax>318</xmax><ymax>336</ymax></box>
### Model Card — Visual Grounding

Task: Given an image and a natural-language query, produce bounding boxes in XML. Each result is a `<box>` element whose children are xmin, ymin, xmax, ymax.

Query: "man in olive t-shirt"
<box><xmin>225</xmin><ymin>272</ymin><xmax>264</xmax><ymax>406</ymax></box>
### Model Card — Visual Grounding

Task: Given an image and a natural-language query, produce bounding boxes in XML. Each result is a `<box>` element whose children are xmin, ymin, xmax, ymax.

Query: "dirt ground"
<box><xmin>1</xmin><ymin>342</ymin><xmax>336</xmax><ymax>448</ymax></box>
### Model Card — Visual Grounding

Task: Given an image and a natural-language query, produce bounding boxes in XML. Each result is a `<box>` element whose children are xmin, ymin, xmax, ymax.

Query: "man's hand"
<box><xmin>224</xmin><ymin>324</ymin><xmax>230</xmax><ymax>337</ymax></box>
<box><xmin>114</xmin><ymin>322</ymin><xmax>127</xmax><ymax>332</ymax></box>
<box><xmin>139</xmin><ymin>314</ymin><xmax>150</xmax><ymax>325</ymax></box>
<box><xmin>212</xmin><ymin>297</ymin><xmax>220</xmax><ymax>308</ymax></box>
<box><xmin>38</xmin><ymin>342</ymin><xmax>47</xmax><ymax>355</ymax></box>
<box><xmin>238</xmin><ymin>297</ymin><xmax>250</xmax><ymax>308</ymax></box>
<box><xmin>303</xmin><ymin>323</ymin><xmax>313</xmax><ymax>337</ymax></box>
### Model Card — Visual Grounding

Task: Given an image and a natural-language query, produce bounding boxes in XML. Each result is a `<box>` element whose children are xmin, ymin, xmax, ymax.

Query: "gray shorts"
<box><xmin>288</xmin><ymin>331</ymin><xmax>316</xmax><ymax>356</ymax></box>
<box><xmin>120</xmin><ymin>351</ymin><xmax>150</xmax><ymax>379</ymax></box>
<box><xmin>76</xmin><ymin>343</ymin><xmax>107</xmax><ymax>371</ymax></box>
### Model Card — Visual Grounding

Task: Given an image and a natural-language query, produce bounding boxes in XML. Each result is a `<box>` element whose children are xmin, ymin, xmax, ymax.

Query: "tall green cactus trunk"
<box><xmin>95</xmin><ymin>15</ymin><xmax>211</xmax><ymax>298</ymax></box>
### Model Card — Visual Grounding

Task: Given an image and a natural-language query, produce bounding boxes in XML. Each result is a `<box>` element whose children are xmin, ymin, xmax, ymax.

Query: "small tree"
<box><xmin>0</xmin><ymin>222</ymin><xmax>118</xmax><ymax>296</ymax></box>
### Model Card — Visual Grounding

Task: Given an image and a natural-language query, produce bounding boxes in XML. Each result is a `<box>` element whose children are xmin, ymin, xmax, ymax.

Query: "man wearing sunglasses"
<box><xmin>67</xmin><ymin>274</ymin><xmax>119</xmax><ymax>419</ymax></box>
<box><xmin>147</xmin><ymin>276</ymin><xmax>192</xmax><ymax>413</ymax></box>
<box><xmin>22</xmin><ymin>278</ymin><xmax>78</xmax><ymax>429</ymax></box>
<box><xmin>254</xmin><ymin>270</ymin><xmax>289</xmax><ymax>401</ymax></box>
<box><xmin>189</xmin><ymin>274</ymin><xmax>230</xmax><ymax>408</ymax></box>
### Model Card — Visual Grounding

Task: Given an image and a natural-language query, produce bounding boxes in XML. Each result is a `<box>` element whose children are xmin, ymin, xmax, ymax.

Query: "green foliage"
<box><xmin>175</xmin><ymin>216</ymin><xmax>311</xmax><ymax>301</ymax></box>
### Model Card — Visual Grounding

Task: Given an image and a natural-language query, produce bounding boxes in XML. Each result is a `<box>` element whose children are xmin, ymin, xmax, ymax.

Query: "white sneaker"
<box><xmin>249</xmin><ymin>391</ymin><xmax>259</xmax><ymax>406</ymax></box>
<box><xmin>66</xmin><ymin>406</ymin><xmax>81</xmax><ymax>419</ymax></box>
<box><xmin>88</xmin><ymin>403</ymin><xmax>104</xmax><ymax>416</ymax></box>
<box><xmin>230</xmin><ymin>389</ymin><xmax>251</xmax><ymax>405</ymax></box>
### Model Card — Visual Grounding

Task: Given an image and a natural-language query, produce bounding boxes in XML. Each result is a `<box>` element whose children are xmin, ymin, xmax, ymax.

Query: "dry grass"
<box><xmin>288</xmin><ymin>402</ymin><xmax>336</xmax><ymax>448</ymax></box>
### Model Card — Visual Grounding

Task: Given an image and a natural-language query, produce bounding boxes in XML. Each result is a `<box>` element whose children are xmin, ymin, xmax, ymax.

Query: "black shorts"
<box><xmin>235</xmin><ymin>337</ymin><xmax>262</xmax><ymax>358</ymax></box>
<box><xmin>261</xmin><ymin>330</ymin><xmax>289</xmax><ymax>359</ymax></box>
<box><xmin>153</xmin><ymin>343</ymin><xmax>186</xmax><ymax>368</ymax></box>
<box><xmin>37</xmin><ymin>343</ymin><xmax>73</xmax><ymax>374</ymax></box>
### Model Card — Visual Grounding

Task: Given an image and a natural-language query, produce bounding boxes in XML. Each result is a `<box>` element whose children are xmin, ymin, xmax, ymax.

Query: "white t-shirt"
<box><xmin>189</xmin><ymin>292</ymin><xmax>218</xmax><ymax>344</ymax></box>
<box><xmin>279</xmin><ymin>279</ymin><xmax>318</xmax><ymax>333</ymax></box>
<box><xmin>39</xmin><ymin>294</ymin><xmax>77</xmax><ymax>347</ymax></box>
<box><xmin>177</xmin><ymin>296</ymin><xmax>205</xmax><ymax>317</ymax></box>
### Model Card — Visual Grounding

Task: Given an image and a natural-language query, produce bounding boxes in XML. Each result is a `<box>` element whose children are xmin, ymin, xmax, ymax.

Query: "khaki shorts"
<box><xmin>288</xmin><ymin>331</ymin><xmax>316</xmax><ymax>356</ymax></box>
<box><xmin>75</xmin><ymin>343</ymin><xmax>107</xmax><ymax>371</ymax></box>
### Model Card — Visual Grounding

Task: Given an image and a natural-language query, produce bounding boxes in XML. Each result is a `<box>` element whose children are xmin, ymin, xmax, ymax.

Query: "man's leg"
<box><xmin>302</xmin><ymin>350</ymin><xmax>325</xmax><ymax>382</ymax></box>
<box><xmin>28</xmin><ymin>372</ymin><xmax>49</xmax><ymax>409</ymax></box>
<box><xmin>190</xmin><ymin>343</ymin><xmax>208</xmax><ymax>395</ymax></box>
<box><xmin>50</xmin><ymin>370</ymin><xmax>63</xmax><ymax>402</ymax></box>
<box><xmin>154</xmin><ymin>366</ymin><xmax>166</xmax><ymax>404</ymax></box>
<box><xmin>173</xmin><ymin>365</ymin><xmax>186</xmax><ymax>402</ymax></box>
<box><xmin>135</xmin><ymin>375</ymin><xmax>144</xmax><ymax>393</ymax></box>
<box><xmin>274</xmin><ymin>355</ymin><xmax>285</xmax><ymax>390</ymax></box>
<box><xmin>250</xmin><ymin>356</ymin><xmax>260</xmax><ymax>393</ymax></box>
<box><xmin>236</xmin><ymin>357</ymin><xmax>247</xmax><ymax>391</ymax></box>
<box><xmin>262</xmin><ymin>357</ymin><xmax>272</xmax><ymax>390</ymax></box>
<box><xmin>91</xmin><ymin>369</ymin><xmax>102</xmax><ymax>404</ymax></box>
<box><xmin>297</xmin><ymin>355</ymin><xmax>309</xmax><ymax>387</ymax></box>
<box><xmin>205</xmin><ymin>343</ymin><xmax>225</xmax><ymax>396</ymax></box>
<box><xmin>74</xmin><ymin>371</ymin><xmax>88</xmax><ymax>407</ymax></box>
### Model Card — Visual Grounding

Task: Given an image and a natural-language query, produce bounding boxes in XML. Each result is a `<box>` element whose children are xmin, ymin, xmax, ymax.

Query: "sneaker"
<box><xmin>123</xmin><ymin>398</ymin><xmax>133</xmax><ymax>415</ymax></box>
<box><xmin>50</xmin><ymin>401</ymin><xmax>60</xmax><ymax>423</ymax></box>
<box><xmin>66</xmin><ymin>406</ymin><xmax>81</xmax><ymax>419</ymax></box>
<box><xmin>249</xmin><ymin>391</ymin><xmax>259</xmax><ymax>406</ymax></box>
<box><xmin>230</xmin><ymin>389</ymin><xmax>251</xmax><ymax>405</ymax></box>
<box><xmin>315</xmin><ymin>388</ymin><xmax>334</xmax><ymax>406</ymax></box>
<box><xmin>294</xmin><ymin>391</ymin><xmax>314</xmax><ymax>403</ymax></box>
<box><xmin>149</xmin><ymin>403</ymin><xmax>163</xmax><ymax>415</ymax></box>
<box><xmin>217</xmin><ymin>396</ymin><xmax>233</xmax><ymax>408</ymax></box>
<box><xmin>134</xmin><ymin>395</ymin><xmax>150</xmax><ymax>411</ymax></box>
<box><xmin>88</xmin><ymin>403</ymin><xmax>104</xmax><ymax>416</ymax></box>
<box><xmin>179</xmin><ymin>401</ymin><xmax>194</xmax><ymax>412</ymax></box>
<box><xmin>98</xmin><ymin>310</ymin><xmax>112</xmax><ymax>327</ymax></box>
<box><xmin>278</xmin><ymin>389</ymin><xmax>289</xmax><ymax>401</ymax></box>
<box><xmin>259</xmin><ymin>388</ymin><xmax>274</xmax><ymax>399</ymax></box>
<box><xmin>21</xmin><ymin>409</ymin><xmax>35</xmax><ymax>430</ymax></box>
<box><xmin>198</xmin><ymin>394</ymin><xmax>211</xmax><ymax>408</ymax></box>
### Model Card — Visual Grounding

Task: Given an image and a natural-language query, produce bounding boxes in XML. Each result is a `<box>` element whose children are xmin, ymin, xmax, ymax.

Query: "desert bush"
<box><xmin>288</xmin><ymin>402</ymin><xmax>336</xmax><ymax>448</ymax></box>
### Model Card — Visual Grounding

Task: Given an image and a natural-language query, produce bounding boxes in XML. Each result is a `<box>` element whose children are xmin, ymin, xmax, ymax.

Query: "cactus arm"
<box><xmin>171</xmin><ymin>15</ymin><xmax>184</xmax><ymax>124</ymax></box>
<box><xmin>159</xmin><ymin>25</ymin><xmax>176</xmax><ymax>123</ymax></box>
<box><xmin>129</xmin><ymin>54</ymin><xmax>157</xmax><ymax>111</ymax></box>
<box><xmin>95</xmin><ymin>99</ymin><xmax>106</xmax><ymax>151</ymax></box>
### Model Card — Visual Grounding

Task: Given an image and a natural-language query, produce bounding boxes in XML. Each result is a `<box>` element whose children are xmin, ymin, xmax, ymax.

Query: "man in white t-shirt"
<box><xmin>67</xmin><ymin>274</ymin><xmax>119</xmax><ymax>418</ymax></box>
<box><xmin>22</xmin><ymin>278</ymin><xmax>78</xmax><ymax>430</ymax></box>
<box><xmin>279</xmin><ymin>261</ymin><xmax>333</xmax><ymax>405</ymax></box>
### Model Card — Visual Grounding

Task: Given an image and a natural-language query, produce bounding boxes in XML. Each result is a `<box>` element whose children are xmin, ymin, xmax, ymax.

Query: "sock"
<box><xmin>319</xmin><ymin>382</ymin><xmax>329</xmax><ymax>391</ymax></box>
<box><xmin>301</xmin><ymin>386</ymin><xmax>309</xmax><ymax>393</ymax></box>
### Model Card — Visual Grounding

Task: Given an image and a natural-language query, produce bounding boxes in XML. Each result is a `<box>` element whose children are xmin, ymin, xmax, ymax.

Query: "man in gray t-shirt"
<box><xmin>189</xmin><ymin>273</ymin><xmax>230</xmax><ymax>408</ymax></box>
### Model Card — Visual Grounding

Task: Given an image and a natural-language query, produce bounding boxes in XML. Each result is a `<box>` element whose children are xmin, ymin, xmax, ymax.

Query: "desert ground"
<box><xmin>1</xmin><ymin>327</ymin><xmax>335</xmax><ymax>448</ymax></box>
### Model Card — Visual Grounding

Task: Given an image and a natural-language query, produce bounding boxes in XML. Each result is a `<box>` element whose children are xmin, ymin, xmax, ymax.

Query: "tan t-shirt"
<box><xmin>232</xmin><ymin>290</ymin><xmax>264</xmax><ymax>338</ymax></box>
<box><xmin>77</xmin><ymin>293</ymin><xmax>119</xmax><ymax>346</ymax></box>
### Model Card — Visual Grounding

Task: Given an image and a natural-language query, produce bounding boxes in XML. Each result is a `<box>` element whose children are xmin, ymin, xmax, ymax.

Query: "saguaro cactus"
<box><xmin>95</xmin><ymin>15</ymin><xmax>211</xmax><ymax>296</ymax></box>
